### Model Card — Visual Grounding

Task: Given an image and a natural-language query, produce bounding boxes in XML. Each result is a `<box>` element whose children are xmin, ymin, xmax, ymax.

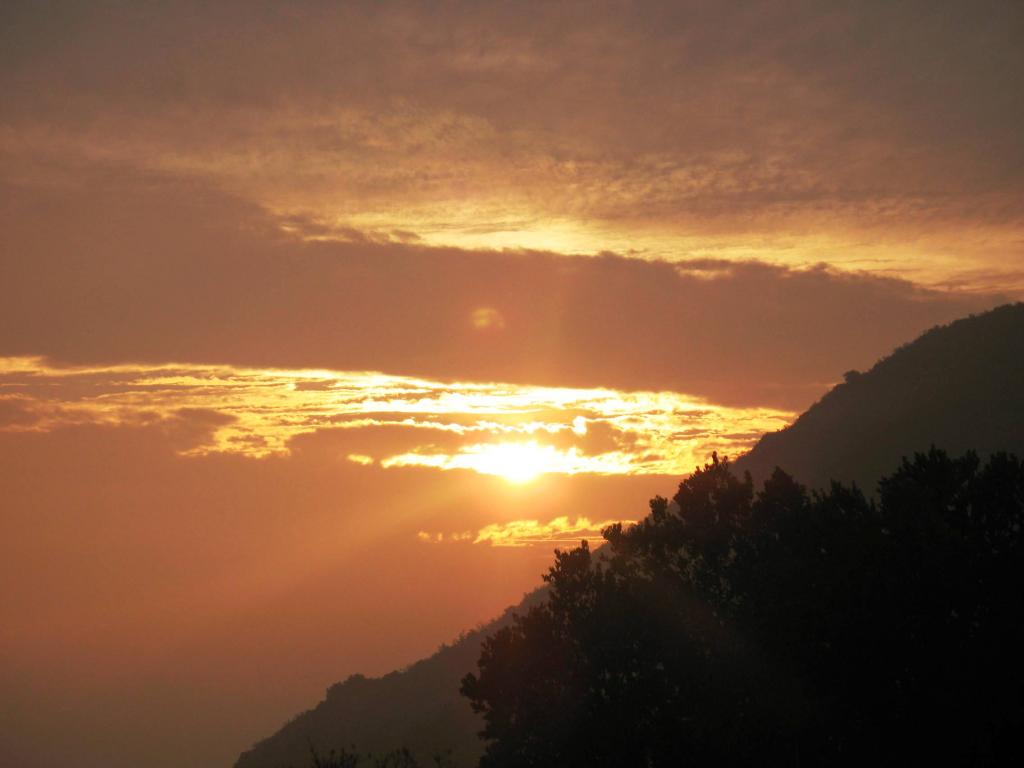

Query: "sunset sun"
<box><xmin>469</xmin><ymin>441</ymin><xmax>556</xmax><ymax>484</ymax></box>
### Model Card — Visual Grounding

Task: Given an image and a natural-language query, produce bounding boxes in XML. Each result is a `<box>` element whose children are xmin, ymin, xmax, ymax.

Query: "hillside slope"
<box><xmin>236</xmin><ymin>303</ymin><xmax>1024</xmax><ymax>768</ymax></box>
<box><xmin>735</xmin><ymin>303</ymin><xmax>1024</xmax><ymax>490</ymax></box>
<box><xmin>234</xmin><ymin>592</ymin><xmax>547</xmax><ymax>768</ymax></box>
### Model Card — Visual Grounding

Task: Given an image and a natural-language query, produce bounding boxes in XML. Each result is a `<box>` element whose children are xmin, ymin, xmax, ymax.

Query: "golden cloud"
<box><xmin>0</xmin><ymin>356</ymin><xmax>793</xmax><ymax>477</ymax></box>
<box><xmin>418</xmin><ymin>516</ymin><xmax>637</xmax><ymax>548</ymax></box>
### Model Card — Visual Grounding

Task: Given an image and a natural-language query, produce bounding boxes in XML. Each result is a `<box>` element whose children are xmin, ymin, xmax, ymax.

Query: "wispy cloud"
<box><xmin>418</xmin><ymin>516</ymin><xmax>635</xmax><ymax>548</ymax></box>
<box><xmin>0</xmin><ymin>357</ymin><xmax>793</xmax><ymax>476</ymax></box>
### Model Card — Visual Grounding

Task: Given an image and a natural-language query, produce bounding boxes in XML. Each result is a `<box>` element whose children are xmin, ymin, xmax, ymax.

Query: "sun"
<box><xmin>468</xmin><ymin>441</ymin><xmax>558</xmax><ymax>484</ymax></box>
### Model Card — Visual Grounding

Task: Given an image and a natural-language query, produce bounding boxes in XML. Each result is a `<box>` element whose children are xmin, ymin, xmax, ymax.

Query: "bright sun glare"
<box><xmin>469</xmin><ymin>441</ymin><xmax>558</xmax><ymax>484</ymax></box>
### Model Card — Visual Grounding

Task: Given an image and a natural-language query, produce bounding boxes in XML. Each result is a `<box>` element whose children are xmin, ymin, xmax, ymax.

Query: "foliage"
<box><xmin>305</xmin><ymin>746</ymin><xmax>455</xmax><ymax>768</ymax></box>
<box><xmin>461</xmin><ymin>450</ymin><xmax>1024</xmax><ymax>766</ymax></box>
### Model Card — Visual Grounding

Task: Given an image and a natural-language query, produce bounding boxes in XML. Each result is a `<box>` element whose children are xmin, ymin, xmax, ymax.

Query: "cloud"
<box><xmin>0</xmin><ymin>356</ymin><xmax>792</xmax><ymax>477</ymax></box>
<box><xmin>0</xmin><ymin>170</ymin><xmax>1004</xmax><ymax>411</ymax></box>
<box><xmin>473</xmin><ymin>516</ymin><xmax>636</xmax><ymax>548</ymax></box>
<box><xmin>2</xmin><ymin>1</ymin><xmax>1021</xmax><ymax>287</ymax></box>
<box><xmin>417</xmin><ymin>515</ymin><xmax>636</xmax><ymax>548</ymax></box>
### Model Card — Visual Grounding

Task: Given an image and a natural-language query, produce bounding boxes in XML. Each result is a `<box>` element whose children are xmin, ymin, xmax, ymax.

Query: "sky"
<box><xmin>1</xmin><ymin>2</ymin><xmax>1021</xmax><ymax>767</ymax></box>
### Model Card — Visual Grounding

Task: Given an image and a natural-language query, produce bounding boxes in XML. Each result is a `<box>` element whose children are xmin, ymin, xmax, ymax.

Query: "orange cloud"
<box><xmin>0</xmin><ymin>170</ymin><xmax>1005</xmax><ymax>413</ymax></box>
<box><xmin>416</xmin><ymin>516</ymin><xmax>635</xmax><ymax>548</ymax></box>
<box><xmin>0</xmin><ymin>357</ymin><xmax>793</xmax><ymax>476</ymax></box>
<box><xmin>4</xmin><ymin>3</ymin><xmax>1022</xmax><ymax>290</ymax></box>
<box><xmin>471</xmin><ymin>516</ymin><xmax>635</xmax><ymax>548</ymax></box>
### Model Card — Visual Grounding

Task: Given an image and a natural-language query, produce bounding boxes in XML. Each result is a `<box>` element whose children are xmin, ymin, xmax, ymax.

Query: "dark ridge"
<box><xmin>234</xmin><ymin>593</ymin><xmax>547</xmax><ymax>768</ymax></box>
<box><xmin>735</xmin><ymin>302</ymin><xmax>1024</xmax><ymax>491</ymax></box>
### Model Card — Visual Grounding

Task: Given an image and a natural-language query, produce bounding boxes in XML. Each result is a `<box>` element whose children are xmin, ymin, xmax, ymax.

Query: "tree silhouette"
<box><xmin>462</xmin><ymin>450</ymin><xmax>1024</xmax><ymax>766</ymax></box>
<box><xmin>304</xmin><ymin>746</ymin><xmax>454</xmax><ymax>768</ymax></box>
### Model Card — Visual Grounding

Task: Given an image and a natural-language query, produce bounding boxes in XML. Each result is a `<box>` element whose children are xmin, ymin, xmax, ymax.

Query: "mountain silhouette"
<box><xmin>234</xmin><ymin>594</ymin><xmax>547</xmax><ymax>768</ymax></box>
<box><xmin>734</xmin><ymin>302</ymin><xmax>1024</xmax><ymax>490</ymax></box>
<box><xmin>234</xmin><ymin>303</ymin><xmax>1023</xmax><ymax>768</ymax></box>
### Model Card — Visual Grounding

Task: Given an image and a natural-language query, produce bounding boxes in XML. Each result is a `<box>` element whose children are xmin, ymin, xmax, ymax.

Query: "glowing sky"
<box><xmin>1</xmin><ymin>2</ymin><xmax>1021</xmax><ymax>767</ymax></box>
